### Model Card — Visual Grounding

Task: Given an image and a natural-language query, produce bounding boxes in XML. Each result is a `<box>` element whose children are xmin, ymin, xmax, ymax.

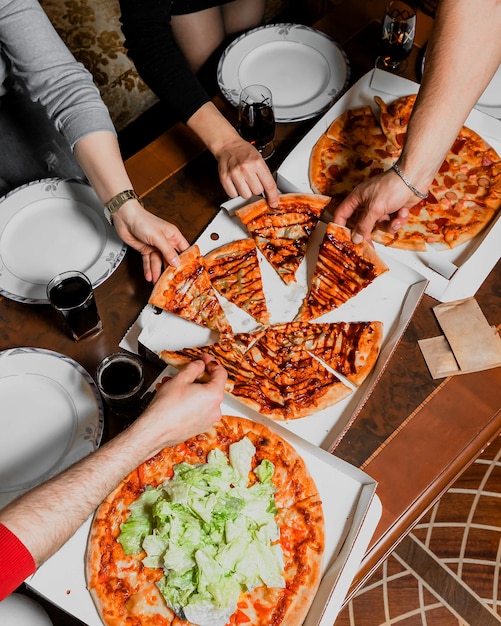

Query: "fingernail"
<box><xmin>352</xmin><ymin>233</ymin><xmax>363</xmax><ymax>244</ymax></box>
<box><xmin>401</xmin><ymin>208</ymin><xmax>409</xmax><ymax>217</ymax></box>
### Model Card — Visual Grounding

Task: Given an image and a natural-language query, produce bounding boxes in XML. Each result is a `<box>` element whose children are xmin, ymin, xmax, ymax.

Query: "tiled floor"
<box><xmin>335</xmin><ymin>433</ymin><xmax>501</xmax><ymax>626</ymax></box>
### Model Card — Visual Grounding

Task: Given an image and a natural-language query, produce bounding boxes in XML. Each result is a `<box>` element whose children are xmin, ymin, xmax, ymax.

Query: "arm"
<box><xmin>333</xmin><ymin>0</ymin><xmax>501</xmax><ymax>243</ymax></box>
<box><xmin>73</xmin><ymin>132</ymin><xmax>189</xmax><ymax>282</ymax></box>
<box><xmin>0</xmin><ymin>0</ymin><xmax>189</xmax><ymax>281</ymax></box>
<box><xmin>119</xmin><ymin>0</ymin><xmax>279</xmax><ymax>206</ymax></box>
<box><xmin>0</xmin><ymin>355</ymin><xmax>227</xmax><ymax>598</ymax></box>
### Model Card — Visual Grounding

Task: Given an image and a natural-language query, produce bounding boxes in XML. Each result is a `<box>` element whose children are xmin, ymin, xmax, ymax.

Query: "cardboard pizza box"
<box><xmin>26</xmin><ymin>392</ymin><xmax>382</xmax><ymax>626</ymax></box>
<box><xmin>276</xmin><ymin>68</ymin><xmax>501</xmax><ymax>303</ymax></box>
<box><xmin>121</xmin><ymin>208</ymin><xmax>428</xmax><ymax>451</ymax></box>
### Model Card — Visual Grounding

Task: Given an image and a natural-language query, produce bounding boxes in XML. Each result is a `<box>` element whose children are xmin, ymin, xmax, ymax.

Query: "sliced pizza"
<box><xmin>374</xmin><ymin>93</ymin><xmax>417</xmax><ymax>148</ymax></box>
<box><xmin>235</xmin><ymin>193</ymin><xmax>331</xmax><ymax>285</ymax></box>
<box><xmin>87</xmin><ymin>415</ymin><xmax>325</xmax><ymax>626</ymax></box>
<box><xmin>159</xmin><ymin>329</ymin><xmax>265</xmax><ymax>388</ymax></box>
<box><xmin>158</xmin><ymin>320</ymin><xmax>384</xmax><ymax>420</ymax></box>
<box><xmin>309</xmin><ymin>130</ymin><xmax>396</xmax><ymax>209</ymax></box>
<box><xmin>372</xmin><ymin>126</ymin><xmax>501</xmax><ymax>250</ymax></box>
<box><xmin>205</xmin><ymin>238</ymin><xmax>270</xmax><ymax>325</ymax></box>
<box><xmin>295</xmin><ymin>223</ymin><xmax>389</xmax><ymax>322</ymax></box>
<box><xmin>265</xmin><ymin>320</ymin><xmax>384</xmax><ymax>387</ymax></box>
<box><xmin>149</xmin><ymin>244</ymin><xmax>232</xmax><ymax>334</ymax></box>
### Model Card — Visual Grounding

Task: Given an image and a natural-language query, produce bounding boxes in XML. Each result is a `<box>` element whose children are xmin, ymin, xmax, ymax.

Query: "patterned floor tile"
<box><xmin>334</xmin><ymin>434</ymin><xmax>501</xmax><ymax>625</ymax></box>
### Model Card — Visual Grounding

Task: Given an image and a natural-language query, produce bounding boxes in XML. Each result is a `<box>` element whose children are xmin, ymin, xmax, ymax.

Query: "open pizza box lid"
<box><xmin>276</xmin><ymin>68</ymin><xmax>501</xmax><ymax>303</ymax></box>
<box><xmin>26</xmin><ymin>389</ymin><xmax>382</xmax><ymax>626</ymax></box>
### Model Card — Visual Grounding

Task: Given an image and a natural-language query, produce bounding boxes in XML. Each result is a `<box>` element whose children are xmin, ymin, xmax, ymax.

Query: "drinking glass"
<box><xmin>238</xmin><ymin>84</ymin><xmax>275</xmax><ymax>160</ymax></box>
<box><xmin>96</xmin><ymin>352</ymin><xmax>145</xmax><ymax>419</ymax></box>
<box><xmin>376</xmin><ymin>0</ymin><xmax>417</xmax><ymax>73</ymax></box>
<box><xmin>47</xmin><ymin>270</ymin><xmax>102</xmax><ymax>341</ymax></box>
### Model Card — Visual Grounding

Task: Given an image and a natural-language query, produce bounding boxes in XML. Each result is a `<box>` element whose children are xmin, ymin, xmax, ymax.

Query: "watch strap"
<box><xmin>104</xmin><ymin>189</ymin><xmax>141</xmax><ymax>223</ymax></box>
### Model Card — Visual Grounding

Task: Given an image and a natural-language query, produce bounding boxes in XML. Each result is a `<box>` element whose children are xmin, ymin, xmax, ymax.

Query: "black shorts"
<box><xmin>171</xmin><ymin>0</ymin><xmax>234</xmax><ymax>16</ymax></box>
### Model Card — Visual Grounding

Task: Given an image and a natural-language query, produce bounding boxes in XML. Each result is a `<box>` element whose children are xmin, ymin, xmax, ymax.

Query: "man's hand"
<box><xmin>332</xmin><ymin>168</ymin><xmax>420</xmax><ymax>243</ymax></box>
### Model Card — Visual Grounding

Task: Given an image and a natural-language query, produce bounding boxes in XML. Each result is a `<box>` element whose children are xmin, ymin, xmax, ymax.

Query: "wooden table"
<box><xmin>6</xmin><ymin>0</ymin><xmax>501</xmax><ymax>621</ymax></box>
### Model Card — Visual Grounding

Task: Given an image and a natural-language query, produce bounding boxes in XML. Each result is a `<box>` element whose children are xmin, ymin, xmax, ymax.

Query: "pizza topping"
<box><xmin>236</xmin><ymin>193</ymin><xmax>331</xmax><ymax>285</ymax></box>
<box><xmin>295</xmin><ymin>223</ymin><xmax>389</xmax><ymax>322</ymax></box>
<box><xmin>205</xmin><ymin>239</ymin><xmax>270</xmax><ymax>325</ymax></box>
<box><xmin>117</xmin><ymin>437</ymin><xmax>284</xmax><ymax>626</ymax></box>
<box><xmin>149</xmin><ymin>245</ymin><xmax>232</xmax><ymax>334</ymax></box>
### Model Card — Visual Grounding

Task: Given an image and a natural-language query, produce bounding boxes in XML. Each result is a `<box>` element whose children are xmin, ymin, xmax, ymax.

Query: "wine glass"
<box><xmin>376</xmin><ymin>0</ymin><xmax>417</xmax><ymax>73</ymax></box>
<box><xmin>238</xmin><ymin>84</ymin><xmax>275</xmax><ymax>160</ymax></box>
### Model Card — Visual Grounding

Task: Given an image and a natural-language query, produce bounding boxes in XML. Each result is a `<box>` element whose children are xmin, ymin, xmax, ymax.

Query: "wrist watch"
<box><xmin>104</xmin><ymin>189</ymin><xmax>141</xmax><ymax>224</ymax></box>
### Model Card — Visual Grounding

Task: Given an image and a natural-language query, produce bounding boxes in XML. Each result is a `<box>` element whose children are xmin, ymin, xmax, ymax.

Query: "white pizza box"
<box><xmin>276</xmin><ymin>68</ymin><xmax>501</xmax><ymax>303</ymax></box>
<box><xmin>26</xmin><ymin>396</ymin><xmax>382</xmax><ymax>626</ymax></box>
<box><xmin>121</xmin><ymin>207</ymin><xmax>427</xmax><ymax>451</ymax></box>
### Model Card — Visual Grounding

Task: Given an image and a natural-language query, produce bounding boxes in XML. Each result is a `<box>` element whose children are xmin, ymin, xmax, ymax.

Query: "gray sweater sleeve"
<box><xmin>0</xmin><ymin>0</ymin><xmax>116</xmax><ymax>149</ymax></box>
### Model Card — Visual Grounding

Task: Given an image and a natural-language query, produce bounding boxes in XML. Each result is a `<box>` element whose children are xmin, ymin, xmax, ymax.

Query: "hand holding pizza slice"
<box><xmin>149</xmin><ymin>244</ymin><xmax>232</xmax><ymax>334</ymax></box>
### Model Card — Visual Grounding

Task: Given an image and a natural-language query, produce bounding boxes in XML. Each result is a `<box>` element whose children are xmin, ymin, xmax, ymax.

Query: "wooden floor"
<box><xmin>335</xmin><ymin>432</ymin><xmax>501</xmax><ymax>626</ymax></box>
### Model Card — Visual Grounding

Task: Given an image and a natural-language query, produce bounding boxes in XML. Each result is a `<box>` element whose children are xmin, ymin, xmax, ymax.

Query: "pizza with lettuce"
<box><xmin>86</xmin><ymin>415</ymin><xmax>324</xmax><ymax>625</ymax></box>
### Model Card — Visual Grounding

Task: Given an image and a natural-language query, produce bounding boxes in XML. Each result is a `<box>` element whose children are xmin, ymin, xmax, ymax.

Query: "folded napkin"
<box><xmin>418</xmin><ymin>297</ymin><xmax>501</xmax><ymax>379</ymax></box>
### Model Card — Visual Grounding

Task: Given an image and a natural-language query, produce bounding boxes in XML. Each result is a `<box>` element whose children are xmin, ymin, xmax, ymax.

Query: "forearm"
<box><xmin>0</xmin><ymin>412</ymin><xmax>167</xmax><ymax>567</ymax></box>
<box><xmin>186</xmin><ymin>101</ymin><xmax>242</xmax><ymax>157</ymax></box>
<box><xmin>73</xmin><ymin>131</ymin><xmax>135</xmax><ymax>203</ymax></box>
<box><xmin>398</xmin><ymin>0</ymin><xmax>501</xmax><ymax>187</ymax></box>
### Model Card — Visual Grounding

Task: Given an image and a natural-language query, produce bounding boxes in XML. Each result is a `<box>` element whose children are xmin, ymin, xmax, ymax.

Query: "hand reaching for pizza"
<box><xmin>215</xmin><ymin>134</ymin><xmax>280</xmax><ymax>207</ymax></box>
<box><xmin>111</xmin><ymin>200</ymin><xmax>190</xmax><ymax>283</ymax></box>
<box><xmin>332</xmin><ymin>168</ymin><xmax>417</xmax><ymax>244</ymax></box>
<box><xmin>137</xmin><ymin>354</ymin><xmax>227</xmax><ymax>450</ymax></box>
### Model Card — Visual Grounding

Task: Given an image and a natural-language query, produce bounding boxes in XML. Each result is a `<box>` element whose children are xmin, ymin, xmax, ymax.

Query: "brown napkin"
<box><xmin>418</xmin><ymin>297</ymin><xmax>501</xmax><ymax>379</ymax></box>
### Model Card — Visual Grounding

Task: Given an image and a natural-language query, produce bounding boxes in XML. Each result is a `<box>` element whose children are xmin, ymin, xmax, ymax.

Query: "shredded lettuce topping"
<box><xmin>118</xmin><ymin>437</ymin><xmax>284</xmax><ymax>626</ymax></box>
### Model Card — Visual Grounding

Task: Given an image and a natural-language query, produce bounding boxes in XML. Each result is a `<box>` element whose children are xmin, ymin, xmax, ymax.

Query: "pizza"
<box><xmin>235</xmin><ymin>193</ymin><xmax>331</xmax><ymax>285</ymax></box>
<box><xmin>373</xmin><ymin>94</ymin><xmax>416</xmax><ymax>148</ymax></box>
<box><xmin>205</xmin><ymin>238</ymin><xmax>270</xmax><ymax>325</ymax></box>
<box><xmin>149</xmin><ymin>244</ymin><xmax>232</xmax><ymax>334</ymax></box>
<box><xmin>295</xmin><ymin>223</ymin><xmax>389</xmax><ymax>322</ymax></box>
<box><xmin>86</xmin><ymin>415</ymin><xmax>325</xmax><ymax>626</ymax></box>
<box><xmin>309</xmin><ymin>95</ymin><xmax>501</xmax><ymax>250</ymax></box>
<box><xmin>159</xmin><ymin>320</ymin><xmax>383</xmax><ymax>420</ymax></box>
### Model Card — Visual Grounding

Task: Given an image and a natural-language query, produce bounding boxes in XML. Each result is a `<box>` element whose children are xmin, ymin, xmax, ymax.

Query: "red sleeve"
<box><xmin>0</xmin><ymin>524</ymin><xmax>36</xmax><ymax>600</ymax></box>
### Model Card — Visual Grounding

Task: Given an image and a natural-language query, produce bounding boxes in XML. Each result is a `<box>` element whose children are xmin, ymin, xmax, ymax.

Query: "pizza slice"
<box><xmin>235</xmin><ymin>193</ymin><xmax>331</xmax><ymax>285</ymax></box>
<box><xmin>159</xmin><ymin>329</ymin><xmax>265</xmax><ymax>388</ymax></box>
<box><xmin>266</xmin><ymin>320</ymin><xmax>384</xmax><ymax>387</ymax></box>
<box><xmin>309</xmin><ymin>132</ymin><xmax>396</xmax><ymax>209</ymax></box>
<box><xmin>295</xmin><ymin>223</ymin><xmax>389</xmax><ymax>322</ymax></box>
<box><xmin>326</xmin><ymin>104</ymin><xmax>399</xmax><ymax>157</ymax></box>
<box><xmin>205</xmin><ymin>238</ymin><xmax>270</xmax><ymax>325</ymax></box>
<box><xmin>231</xmin><ymin>324</ymin><xmax>354</xmax><ymax>420</ymax></box>
<box><xmin>149</xmin><ymin>244</ymin><xmax>232</xmax><ymax>334</ymax></box>
<box><xmin>374</xmin><ymin>93</ymin><xmax>417</xmax><ymax>148</ymax></box>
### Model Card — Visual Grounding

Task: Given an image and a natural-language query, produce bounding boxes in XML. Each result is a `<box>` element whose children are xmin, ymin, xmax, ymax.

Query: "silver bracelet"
<box><xmin>391</xmin><ymin>162</ymin><xmax>429</xmax><ymax>200</ymax></box>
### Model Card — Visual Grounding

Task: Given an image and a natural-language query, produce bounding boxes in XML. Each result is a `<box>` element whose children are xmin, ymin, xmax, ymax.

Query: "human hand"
<box><xmin>135</xmin><ymin>355</ymin><xmax>227</xmax><ymax>450</ymax></box>
<box><xmin>112</xmin><ymin>201</ymin><xmax>190</xmax><ymax>282</ymax></box>
<box><xmin>332</xmin><ymin>168</ymin><xmax>421</xmax><ymax>243</ymax></box>
<box><xmin>216</xmin><ymin>136</ymin><xmax>280</xmax><ymax>207</ymax></box>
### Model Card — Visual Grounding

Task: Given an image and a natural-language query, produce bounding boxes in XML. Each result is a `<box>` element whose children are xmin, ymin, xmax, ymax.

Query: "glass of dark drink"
<box><xmin>47</xmin><ymin>270</ymin><xmax>102</xmax><ymax>341</ymax></box>
<box><xmin>376</xmin><ymin>0</ymin><xmax>416</xmax><ymax>73</ymax></box>
<box><xmin>238</xmin><ymin>84</ymin><xmax>275</xmax><ymax>160</ymax></box>
<box><xmin>96</xmin><ymin>352</ymin><xmax>145</xmax><ymax>419</ymax></box>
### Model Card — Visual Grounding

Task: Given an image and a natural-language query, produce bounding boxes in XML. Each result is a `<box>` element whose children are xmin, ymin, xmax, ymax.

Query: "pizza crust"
<box><xmin>86</xmin><ymin>415</ymin><xmax>325</xmax><ymax>626</ymax></box>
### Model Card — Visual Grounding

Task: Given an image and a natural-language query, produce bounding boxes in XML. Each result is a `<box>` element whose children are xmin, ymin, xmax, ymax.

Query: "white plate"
<box><xmin>0</xmin><ymin>347</ymin><xmax>104</xmax><ymax>508</ymax></box>
<box><xmin>0</xmin><ymin>178</ymin><xmax>127</xmax><ymax>303</ymax></box>
<box><xmin>217</xmin><ymin>23</ymin><xmax>350</xmax><ymax>122</ymax></box>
